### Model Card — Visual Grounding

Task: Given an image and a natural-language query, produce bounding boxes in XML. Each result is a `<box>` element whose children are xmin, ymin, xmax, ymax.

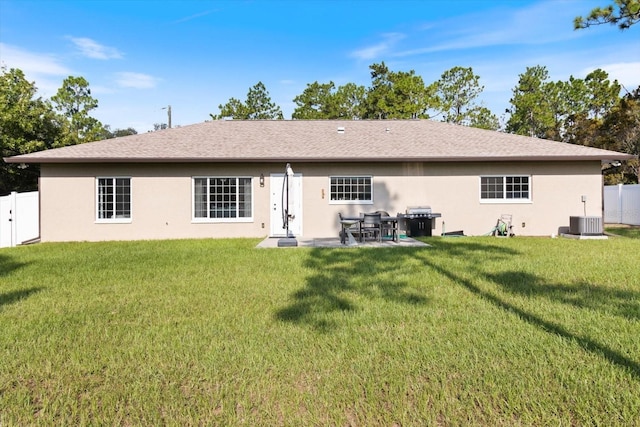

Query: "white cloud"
<box><xmin>0</xmin><ymin>43</ymin><xmax>71</xmax><ymax>76</ymax></box>
<box><xmin>68</xmin><ymin>37</ymin><xmax>123</xmax><ymax>60</ymax></box>
<box><xmin>395</xmin><ymin>1</ymin><xmax>583</xmax><ymax>57</ymax></box>
<box><xmin>350</xmin><ymin>33</ymin><xmax>406</xmax><ymax>60</ymax></box>
<box><xmin>174</xmin><ymin>9</ymin><xmax>218</xmax><ymax>24</ymax></box>
<box><xmin>89</xmin><ymin>85</ymin><xmax>116</xmax><ymax>95</ymax></box>
<box><xmin>0</xmin><ymin>43</ymin><xmax>73</xmax><ymax>96</ymax></box>
<box><xmin>115</xmin><ymin>72</ymin><xmax>160</xmax><ymax>89</ymax></box>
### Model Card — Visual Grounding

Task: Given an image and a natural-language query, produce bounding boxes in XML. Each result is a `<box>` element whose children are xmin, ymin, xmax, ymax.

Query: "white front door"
<box><xmin>270</xmin><ymin>173</ymin><xmax>303</xmax><ymax>237</ymax></box>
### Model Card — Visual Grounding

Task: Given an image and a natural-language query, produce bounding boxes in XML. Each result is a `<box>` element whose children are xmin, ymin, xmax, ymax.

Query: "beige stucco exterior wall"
<box><xmin>40</xmin><ymin>160</ymin><xmax>604</xmax><ymax>242</ymax></box>
<box><xmin>40</xmin><ymin>163</ymin><xmax>273</xmax><ymax>242</ymax></box>
<box><xmin>299</xmin><ymin>161</ymin><xmax>603</xmax><ymax>238</ymax></box>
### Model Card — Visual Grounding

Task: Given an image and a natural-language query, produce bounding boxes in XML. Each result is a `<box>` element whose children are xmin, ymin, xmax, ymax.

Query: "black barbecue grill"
<box><xmin>400</xmin><ymin>206</ymin><xmax>442</xmax><ymax>237</ymax></box>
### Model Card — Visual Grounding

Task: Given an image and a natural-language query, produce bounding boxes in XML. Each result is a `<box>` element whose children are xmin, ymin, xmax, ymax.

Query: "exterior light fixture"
<box><xmin>260</xmin><ymin>173</ymin><xmax>264</xmax><ymax>187</ymax></box>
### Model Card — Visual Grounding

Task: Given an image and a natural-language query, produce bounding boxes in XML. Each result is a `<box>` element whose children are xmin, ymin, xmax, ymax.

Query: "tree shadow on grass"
<box><xmin>0</xmin><ymin>287</ymin><xmax>43</xmax><ymax>311</ymax></box>
<box><xmin>0</xmin><ymin>253</ymin><xmax>40</xmax><ymax>311</ymax></box>
<box><xmin>0</xmin><ymin>253</ymin><xmax>28</xmax><ymax>277</ymax></box>
<box><xmin>488</xmin><ymin>271</ymin><xmax>640</xmax><ymax>321</ymax></box>
<box><xmin>415</xmin><ymin>239</ymin><xmax>640</xmax><ymax>379</ymax></box>
<box><xmin>275</xmin><ymin>247</ymin><xmax>430</xmax><ymax>332</ymax></box>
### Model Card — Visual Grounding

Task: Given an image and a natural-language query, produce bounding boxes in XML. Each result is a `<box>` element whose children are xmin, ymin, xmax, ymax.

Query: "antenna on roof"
<box><xmin>161</xmin><ymin>105</ymin><xmax>172</xmax><ymax>128</ymax></box>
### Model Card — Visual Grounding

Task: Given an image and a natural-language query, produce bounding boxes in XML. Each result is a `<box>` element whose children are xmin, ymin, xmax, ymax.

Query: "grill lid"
<box><xmin>406</xmin><ymin>206</ymin><xmax>432</xmax><ymax>214</ymax></box>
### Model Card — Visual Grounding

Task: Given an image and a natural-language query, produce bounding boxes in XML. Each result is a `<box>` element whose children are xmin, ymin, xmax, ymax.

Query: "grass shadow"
<box><xmin>489</xmin><ymin>271</ymin><xmax>640</xmax><ymax>320</ymax></box>
<box><xmin>0</xmin><ymin>287</ymin><xmax>42</xmax><ymax>311</ymax></box>
<box><xmin>274</xmin><ymin>237</ymin><xmax>640</xmax><ymax>377</ymax></box>
<box><xmin>275</xmin><ymin>247</ymin><xmax>430</xmax><ymax>332</ymax></box>
<box><xmin>418</xmin><ymin>239</ymin><xmax>640</xmax><ymax>379</ymax></box>
<box><xmin>0</xmin><ymin>253</ymin><xmax>28</xmax><ymax>277</ymax></box>
<box><xmin>0</xmin><ymin>253</ymin><xmax>39</xmax><ymax>311</ymax></box>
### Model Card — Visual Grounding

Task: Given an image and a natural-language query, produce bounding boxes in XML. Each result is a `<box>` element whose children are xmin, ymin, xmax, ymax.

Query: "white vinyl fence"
<box><xmin>604</xmin><ymin>184</ymin><xmax>640</xmax><ymax>226</ymax></box>
<box><xmin>0</xmin><ymin>191</ymin><xmax>40</xmax><ymax>248</ymax></box>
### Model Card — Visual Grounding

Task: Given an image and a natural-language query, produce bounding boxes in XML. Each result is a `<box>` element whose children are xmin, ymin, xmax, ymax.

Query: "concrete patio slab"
<box><xmin>256</xmin><ymin>236</ymin><xmax>430</xmax><ymax>248</ymax></box>
<box><xmin>560</xmin><ymin>233</ymin><xmax>608</xmax><ymax>240</ymax></box>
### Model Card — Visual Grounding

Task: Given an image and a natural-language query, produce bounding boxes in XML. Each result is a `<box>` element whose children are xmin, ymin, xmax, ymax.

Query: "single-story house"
<box><xmin>5</xmin><ymin>119</ymin><xmax>635</xmax><ymax>242</ymax></box>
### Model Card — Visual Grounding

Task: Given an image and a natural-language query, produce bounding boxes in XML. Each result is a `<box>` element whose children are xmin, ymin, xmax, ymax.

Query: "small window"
<box><xmin>193</xmin><ymin>177</ymin><xmax>253</xmax><ymax>221</ymax></box>
<box><xmin>480</xmin><ymin>176</ymin><xmax>530</xmax><ymax>202</ymax></box>
<box><xmin>330</xmin><ymin>176</ymin><xmax>373</xmax><ymax>204</ymax></box>
<box><xmin>505</xmin><ymin>176</ymin><xmax>529</xmax><ymax>199</ymax></box>
<box><xmin>97</xmin><ymin>177</ymin><xmax>131</xmax><ymax>221</ymax></box>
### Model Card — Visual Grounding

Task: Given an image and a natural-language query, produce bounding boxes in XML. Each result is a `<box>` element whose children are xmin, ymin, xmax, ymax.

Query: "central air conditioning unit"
<box><xmin>569</xmin><ymin>216</ymin><xmax>603</xmax><ymax>236</ymax></box>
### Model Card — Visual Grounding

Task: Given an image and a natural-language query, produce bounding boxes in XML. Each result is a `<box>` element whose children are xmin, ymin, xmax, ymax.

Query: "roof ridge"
<box><xmin>5</xmin><ymin>119</ymin><xmax>635</xmax><ymax>164</ymax></box>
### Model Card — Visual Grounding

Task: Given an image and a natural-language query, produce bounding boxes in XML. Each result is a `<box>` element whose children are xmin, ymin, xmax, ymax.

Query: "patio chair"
<box><xmin>376</xmin><ymin>210</ymin><xmax>398</xmax><ymax>241</ymax></box>
<box><xmin>361</xmin><ymin>212</ymin><xmax>382</xmax><ymax>242</ymax></box>
<box><xmin>338</xmin><ymin>212</ymin><xmax>361</xmax><ymax>244</ymax></box>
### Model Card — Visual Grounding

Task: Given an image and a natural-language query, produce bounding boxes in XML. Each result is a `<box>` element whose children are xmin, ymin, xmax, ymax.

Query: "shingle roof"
<box><xmin>5</xmin><ymin>119</ymin><xmax>635</xmax><ymax>164</ymax></box>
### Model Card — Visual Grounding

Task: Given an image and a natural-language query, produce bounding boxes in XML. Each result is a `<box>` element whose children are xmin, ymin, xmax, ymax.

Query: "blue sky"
<box><xmin>1</xmin><ymin>0</ymin><xmax>639</xmax><ymax>132</ymax></box>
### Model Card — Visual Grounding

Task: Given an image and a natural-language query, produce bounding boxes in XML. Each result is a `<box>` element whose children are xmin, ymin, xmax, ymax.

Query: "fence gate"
<box><xmin>0</xmin><ymin>191</ymin><xmax>40</xmax><ymax>248</ymax></box>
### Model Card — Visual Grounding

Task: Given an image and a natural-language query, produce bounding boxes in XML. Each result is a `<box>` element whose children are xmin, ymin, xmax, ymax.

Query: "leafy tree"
<box><xmin>111</xmin><ymin>127</ymin><xmax>138</xmax><ymax>138</ymax></box>
<box><xmin>245</xmin><ymin>82</ymin><xmax>284</xmax><ymax>119</ymax></box>
<box><xmin>583</xmin><ymin>69</ymin><xmax>621</xmax><ymax>119</ymax></box>
<box><xmin>562</xmin><ymin>70</ymin><xmax>621</xmax><ymax>145</ymax></box>
<box><xmin>574</xmin><ymin>0</ymin><xmax>640</xmax><ymax>29</ymax></box>
<box><xmin>1</xmin><ymin>68</ymin><xmax>140</xmax><ymax>193</ymax></box>
<box><xmin>434</xmin><ymin>66</ymin><xmax>499</xmax><ymax>130</ymax></box>
<box><xmin>334</xmin><ymin>83</ymin><xmax>367</xmax><ymax>120</ymax></box>
<box><xmin>292</xmin><ymin>81</ymin><xmax>367</xmax><ymax>120</ymax></box>
<box><xmin>291</xmin><ymin>63</ymin><xmax>499</xmax><ymax>125</ymax></box>
<box><xmin>212</xmin><ymin>98</ymin><xmax>248</xmax><ymax>120</ymax></box>
<box><xmin>364</xmin><ymin>62</ymin><xmax>392</xmax><ymax>119</ymax></box>
<box><xmin>364</xmin><ymin>62</ymin><xmax>438</xmax><ymax>119</ymax></box>
<box><xmin>597</xmin><ymin>87</ymin><xmax>640</xmax><ymax>183</ymax></box>
<box><xmin>435</xmin><ymin>66</ymin><xmax>482</xmax><ymax>123</ymax></box>
<box><xmin>51</xmin><ymin>76</ymin><xmax>105</xmax><ymax>144</ymax></box>
<box><xmin>506</xmin><ymin>66</ymin><xmax>622</xmax><ymax>143</ymax></box>
<box><xmin>211</xmin><ymin>82</ymin><xmax>283</xmax><ymax>120</ymax></box>
<box><xmin>100</xmin><ymin>125</ymin><xmax>138</xmax><ymax>138</ymax></box>
<box><xmin>292</xmin><ymin>81</ymin><xmax>337</xmax><ymax>119</ymax></box>
<box><xmin>0</xmin><ymin>67</ymin><xmax>63</xmax><ymax>194</ymax></box>
<box><xmin>505</xmin><ymin>66</ymin><xmax>555</xmax><ymax>138</ymax></box>
<box><xmin>539</xmin><ymin>79</ymin><xmax>570</xmax><ymax>141</ymax></box>
<box><xmin>466</xmin><ymin>107</ymin><xmax>501</xmax><ymax>131</ymax></box>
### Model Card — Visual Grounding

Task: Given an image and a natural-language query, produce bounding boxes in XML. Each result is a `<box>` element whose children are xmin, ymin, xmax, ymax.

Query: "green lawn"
<box><xmin>1</xmin><ymin>237</ymin><xmax>639</xmax><ymax>425</ymax></box>
<box><xmin>606</xmin><ymin>225</ymin><xmax>640</xmax><ymax>239</ymax></box>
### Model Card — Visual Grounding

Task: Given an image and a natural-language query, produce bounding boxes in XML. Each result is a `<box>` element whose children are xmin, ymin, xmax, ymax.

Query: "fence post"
<box><xmin>617</xmin><ymin>184</ymin><xmax>623</xmax><ymax>224</ymax></box>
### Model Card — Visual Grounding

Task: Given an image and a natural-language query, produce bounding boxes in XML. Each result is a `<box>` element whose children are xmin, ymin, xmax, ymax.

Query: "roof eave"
<box><xmin>6</xmin><ymin>153</ymin><xmax>637</xmax><ymax>164</ymax></box>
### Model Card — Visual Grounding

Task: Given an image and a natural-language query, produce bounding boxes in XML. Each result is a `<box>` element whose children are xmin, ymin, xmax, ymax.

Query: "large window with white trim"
<box><xmin>480</xmin><ymin>175</ymin><xmax>530</xmax><ymax>202</ymax></box>
<box><xmin>193</xmin><ymin>177</ymin><xmax>253</xmax><ymax>221</ymax></box>
<box><xmin>330</xmin><ymin>176</ymin><xmax>373</xmax><ymax>203</ymax></box>
<box><xmin>97</xmin><ymin>177</ymin><xmax>131</xmax><ymax>221</ymax></box>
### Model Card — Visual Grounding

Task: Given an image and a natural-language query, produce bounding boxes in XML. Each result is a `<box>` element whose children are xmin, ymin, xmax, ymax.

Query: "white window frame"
<box><xmin>479</xmin><ymin>175</ymin><xmax>532</xmax><ymax>204</ymax></box>
<box><xmin>192</xmin><ymin>176</ymin><xmax>254</xmax><ymax>223</ymax></box>
<box><xmin>96</xmin><ymin>177</ymin><xmax>132</xmax><ymax>223</ymax></box>
<box><xmin>328</xmin><ymin>175</ymin><xmax>374</xmax><ymax>205</ymax></box>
